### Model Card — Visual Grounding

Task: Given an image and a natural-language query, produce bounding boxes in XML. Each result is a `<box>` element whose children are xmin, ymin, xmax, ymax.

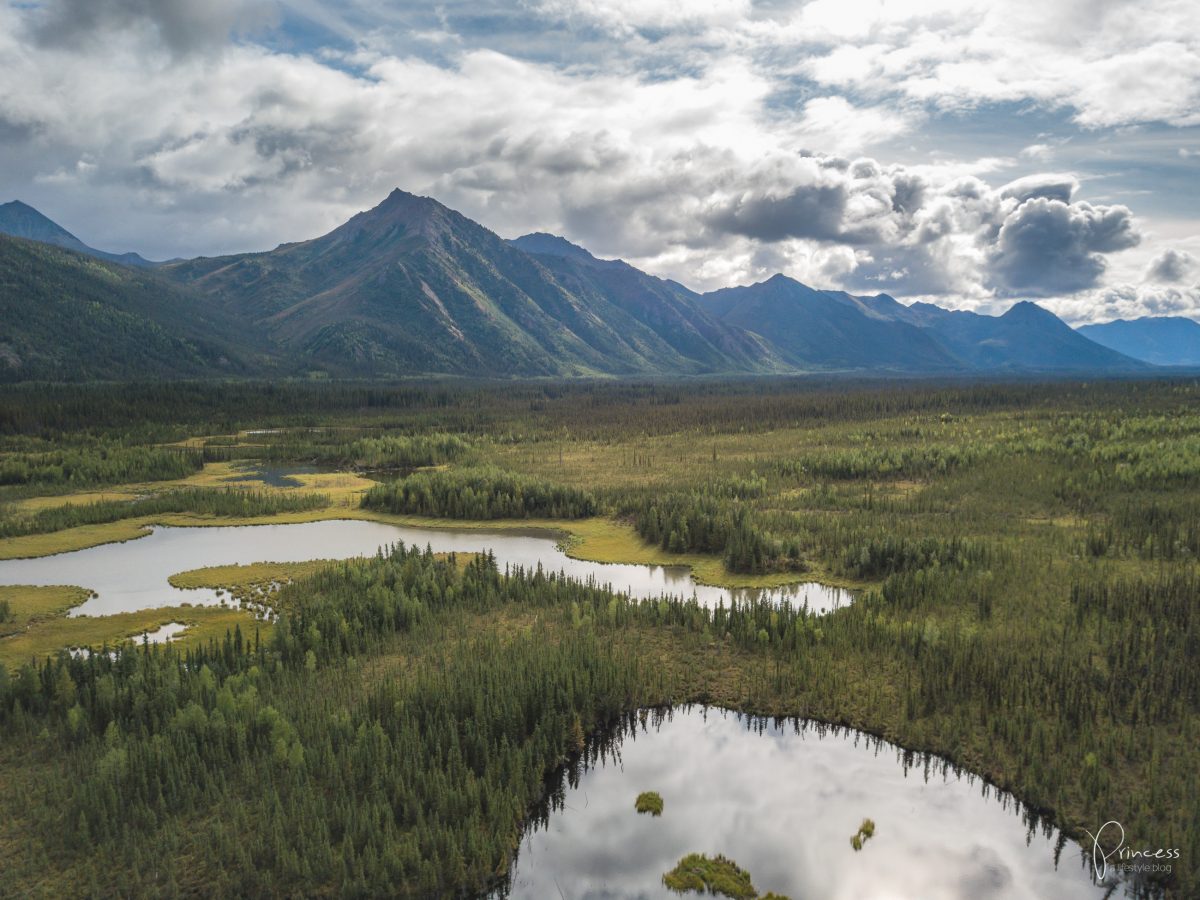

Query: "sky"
<box><xmin>1</xmin><ymin>0</ymin><xmax>1198</xmax><ymax>324</ymax></box>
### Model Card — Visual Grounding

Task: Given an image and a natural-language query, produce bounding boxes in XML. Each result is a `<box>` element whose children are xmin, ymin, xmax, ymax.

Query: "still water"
<box><xmin>0</xmin><ymin>519</ymin><xmax>851</xmax><ymax>617</ymax></box>
<box><xmin>501</xmin><ymin>707</ymin><xmax>1106</xmax><ymax>900</ymax></box>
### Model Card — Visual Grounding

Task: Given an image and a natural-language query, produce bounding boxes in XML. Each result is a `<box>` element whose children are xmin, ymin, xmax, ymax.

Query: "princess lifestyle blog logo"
<box><xmin>1084</xmin><ymin>820</ymin><xmax>1179</xmax><ymax>881</ymax></box>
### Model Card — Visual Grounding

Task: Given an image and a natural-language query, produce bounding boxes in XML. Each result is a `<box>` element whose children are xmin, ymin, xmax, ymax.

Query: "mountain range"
<box><xmin>0</xmin><ymin>189</ymin><xmax>1189</xmax><ymax>382</ymax></box>
<box><xmin>0</xmin><ymin>200</ymin><xmax>156</xmax><ymax>268</ymax></box>
<box><xmin>1077</xmin><ymin>317</ymin><xmax>1200</xmax><ymax>367</ymax></box>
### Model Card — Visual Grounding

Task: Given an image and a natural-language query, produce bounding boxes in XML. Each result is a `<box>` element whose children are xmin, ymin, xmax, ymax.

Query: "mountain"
<box><xmin>164</xmin><ymin>190</ymin><xmax>780</xmax><ymax>377</ymax></box>
<box><xmin>0</xmin><ymin>234</ymin><xmax>277</xmax><ymax>382</ymax></box>
<box><xmin>0</xmin><ymin>200</ymin><xmax>155</xmax><ymax>268</ymax></box>
<box><xmin>885</xmin><ymin>300</ymin><xmax>1148</xmax><ymax>372</ymax></box>
<box><xmin>508</xmin><ymin>233</ymin><xmax>779</xmax><ymax>373</ymax></box>
<box><xmin>1076</xmin><ymin>317</ymin><xmax>1200</xmax><ymax>367</ymax></box>
<box><xmin>697</xmin><ymin>275</ymin><xmax>961</xmax><ymax>371</ymax></box>
<box><xmin>697</xmin><ymin>277</ymin><xmax>1147</xmax><ymax>373</ymax></box>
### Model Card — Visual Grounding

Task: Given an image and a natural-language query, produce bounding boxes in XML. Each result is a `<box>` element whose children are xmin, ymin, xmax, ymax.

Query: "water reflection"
<box><xmin>500</xmin><ymin>707</ymin><xmax>1111</xmax><ymax>900</ymax></box>
<box><xmin>0</xmin><ymin>519</ymin><xmax>853</xmax><ymax>617</ymax></box>
<box><xmin>70</xmin><ymin>621</ymin><xmax>188</xmax><ymax>657</ymax></box>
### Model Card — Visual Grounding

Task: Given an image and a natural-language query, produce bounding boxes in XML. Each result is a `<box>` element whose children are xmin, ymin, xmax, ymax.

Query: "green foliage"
<box><xmin>0</xmin><ymin>546</ymin><xmax>646</xmax><ymax>897</ymax></box>
<box><xmin>850</xmin><ymin>818</ymin><xmax>876</xmax><ymax>851</ymax></box>
<box><xmin>629</xmin><ymin>492</ymin><xmax>803</xmax><ymax>575</ymax></box>
<box><xmin>662</xmin><ymin>853</ymin><xmax>757</xmax><ymax>898</ymax></box>
<box><xmin>0</xmin><ymin>442</ymin><xmax>201</xmax><ymax>489</ymax></box>
<box><xmin>0</xmin><ymin>234</ymin><xmax>268</xmax><ymax>382</ymax></box>
<box><xmin>362</xmin><ymin>466</ymin><xmax>597</xmax><ymax>519</ymax></box>
<box><xmin>635</xmin><ymin>790</ymin><xmax>663</xmax><ymax>816</ymax></box>
<box><xmin>2</xmin><ymin>377</ymin><xmax>1200</xmax><ymax>897</ymax></box>
<box><xmin>0</xmin><ymin>488</ymin><xmax>328</xmax><ymax>539</ymax></box>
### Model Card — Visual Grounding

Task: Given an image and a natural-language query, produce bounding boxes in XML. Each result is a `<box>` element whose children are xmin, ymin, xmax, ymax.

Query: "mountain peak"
<box><xmin>327</xmin><ymin>188</ymin><xmax>460</xmax><ymax>247</ymax></box>
<box><xmin>509</xmin><ymin>232</ymin><xmax>604</xmax><ymax>265</ymax></box>
<box><xmin>1003</xmin><ymin>300</ymin><xmax>1053</xmax><ymax>319</ymax></box>
<box><xmin>0</xmin><ymin>199</ymin><xmax>80</xmax><ymax>243</ymax></box>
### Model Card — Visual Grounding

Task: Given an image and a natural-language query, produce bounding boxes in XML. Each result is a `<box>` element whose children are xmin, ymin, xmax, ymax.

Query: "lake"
<box><xmin>500</xmin><ymin>706</ymin><xmax>1109</xmax><ymax>899</ymax></box>
<box><xmin>0</xmin><ymin>519</ymin><xmax>852</xmax><ymax>617</ymax></box>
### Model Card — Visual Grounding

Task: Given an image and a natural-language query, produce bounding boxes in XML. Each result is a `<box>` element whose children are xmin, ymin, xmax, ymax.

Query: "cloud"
<box><xmin>706</xmin><ymin>183</ymin><xmax>849</xmax><ymax>243</ymax></box>
<box><xmin>999</xmin><ymin>173</ymin><xmax>1078</xmax><ymax>204</ymax></box>
<box><xmin>1145</xmin><ymin>248</ymin><xmax>1197</xmax><ymax>282</ymax></box>
<box><xmin>532</xmin><ymin>0</ymin><xmax>750</xmax><ymax>34</ymax></box>
<box><xmin>29</xmin><ymin>0</ymin><xmax>278</xmax><ymax>55</ymax></box>
<box><xmin>986</xmin><ymin>198</ymin><xmax>1140</xmax><ymax>296</ymax></box>
<box><xmin>0</xmin><ymin>0</ymin><xmax>1187</xmax><ymax>325</ymax></box>
<box><xmin>787</xmin><ymin>0</ymin><xmax>1200</xmax><ymax>129</ymax></box>
<box><xmin>1046</xmin><ymin>282</ymin><xmax>1200</xmax><ymax>324</ymax></box>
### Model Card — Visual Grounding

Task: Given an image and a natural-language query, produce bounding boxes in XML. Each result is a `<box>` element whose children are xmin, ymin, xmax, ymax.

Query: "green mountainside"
<box><xmin>0</xmin><ymin>234</ymin><xmax>276</xmax><ymax>382</ymax></box>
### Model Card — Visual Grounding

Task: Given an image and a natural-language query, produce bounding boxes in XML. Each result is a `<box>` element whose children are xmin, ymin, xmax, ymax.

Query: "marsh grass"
<box><xmin>635</xmin><ymin>790</ymin><xmax>663</xmax><ymax>816</ymax></box>
<box><xmin>663</xmin><ymin>853</ymin><xmax>757</xmax><ymax>898</ymax></box>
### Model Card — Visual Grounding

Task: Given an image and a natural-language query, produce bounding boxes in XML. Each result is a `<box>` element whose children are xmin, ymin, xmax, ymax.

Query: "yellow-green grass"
<box><xmin>0</xmin><ymin>584</ymin><xmax>90</xmax><ymax>632</ymax></box>
<box><xmin>662</xmin><ymin>853</ymin><xmax>757</xmax><ymax>898</ymax></box>
<box><xmin>169</xmin><ymin>560</ymin><xmax>337</xmax><ymax>591</ymax></box>
<box><xmin>1</xmin><ymin>475</ymin><xmax>851</xmax><ymax>591</ymax></box>
<box><xmin>169</xmin><ymin>560</ymin><xmax>339</xmax><ymax>607</ymax></box>
<box><xmin>635</xmin><ymin>791</ymin><xmax>664</xmax><ymax>816</ymax></box>
<box><xmin>0</xmin><ymin>604</ymin><xmax>263</xmax><ymax>669</ymax></box>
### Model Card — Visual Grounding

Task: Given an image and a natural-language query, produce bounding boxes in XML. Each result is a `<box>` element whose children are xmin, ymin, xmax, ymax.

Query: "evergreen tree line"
<box><xmin>625</xmin><ymin>492</ymin><xmax>804</xmax><ymax>575</ymax></box>
<box><xmin>361</xmin><ymin>466</ymin><xmax>598</xmax><ymax>519</ymax></box>
<box><xmin>0</xmin><ymin>488</ymin><xmax>328</xmax><ymax>539</ymax></box>
<box><xmin>203</xmin><ymin>431</ymin><xmax>473</xmax><ymax>470</ymax></box>
<box><xmin>4</xmin><ymin>377</ymin><xmax>1194</xmax><ymax>442</ymax></box>
<box><xmin>0</xmin><ymin>443</ymin><xmax>202</xmax><ymax>489</ymax></box>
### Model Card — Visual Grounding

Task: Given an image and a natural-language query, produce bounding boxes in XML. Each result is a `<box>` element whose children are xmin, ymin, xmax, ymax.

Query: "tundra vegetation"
<box><xmin>662</xmin><ymin>853</ymin><xmax>759</xmax><ymax>898</ymax></box>
<box><xmin>0</xmin><ymin>376</ymin><xmax>1196</xmax><ymax>896</ymax></box>
<box><xmin>635</xmin><ymin>790</ymin><xmax>664</xmax><ymax>816</ymax></box>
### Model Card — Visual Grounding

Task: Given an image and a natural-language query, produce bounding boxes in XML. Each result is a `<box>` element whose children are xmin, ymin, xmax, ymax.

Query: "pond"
<box><xmin>0</xmin><ymin>519</ymin><xmax>852</xmax><ymax>617</ymax></box>
<box><xmin>499</xmin><ymin>707</ymin><xmax>1110</xmax><ymax>899</ymax></box>
<box><xmin>70</xmin><ymin>622</ymin><xmax>188</xmax><ymax>657</ymax></box>
<box><xmin>224</xmin><ymin>463</ymin><xmax>318</xmax><ymax>488</ymax></box>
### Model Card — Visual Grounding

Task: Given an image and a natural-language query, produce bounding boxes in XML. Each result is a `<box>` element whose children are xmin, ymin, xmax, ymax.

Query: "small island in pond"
<box><xmin>663</xmin><ymin>853</ymin><xmax>757</xmax><ymax>898</ymax></box>
<box><xmin>635</xmin><ymin>790</ymin><xmax>664</xmax><ymax>816</ymax></box>
<box><xmin>850</xmin><ymin>817</ymin><xmax>876</xmax><ymax>851</ymax></box>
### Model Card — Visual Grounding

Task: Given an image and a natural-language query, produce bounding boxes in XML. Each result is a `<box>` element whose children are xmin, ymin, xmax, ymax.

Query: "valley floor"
<box><xmin>0</xmin><ymin>377</ymin><xmax>1196</xmax><ymax>896</ymax></box>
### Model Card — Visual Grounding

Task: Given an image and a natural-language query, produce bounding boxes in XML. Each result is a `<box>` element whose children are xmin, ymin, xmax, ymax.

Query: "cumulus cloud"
<box><xmin>987</xmin><ymin>198</ymin><xmax>1140</xmax><ymax>296</ymax></box>
<box><xmin>999</xmin><ymin>174</ymin><xmax>1078</xmax><ymax>205</ymax></box>
<box><xmin>1145</xmin><ymin>248</ymin><xmax>1197</xmax><ymax>283</ymax></box>
<box><xmin>786</xmin><ymin>0</ymin><xmax>1200</xmax><ymax>128</ymax></box>
<box><xmin>1046</xmin><ymin>282</ymin><xmax>1200</xmax><ymax>325</ymax></box>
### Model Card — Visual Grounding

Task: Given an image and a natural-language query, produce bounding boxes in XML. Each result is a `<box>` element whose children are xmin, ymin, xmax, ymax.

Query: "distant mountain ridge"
<box><xmin>697</xmin><ymin>277</ymin><xmax>1145</xmax><ymax>373</ymax></box>
<box><xmin>0</xmin><ymin>190</ymin><xmax>1157</xmax><ymax>380</ymax></box>
<box><xmin>1077</xmin><ymin>317</ymin><xmax>1200</xmax><ymax>367</ymax></box>
<box><xmin>0</xmin><ymin>200</ymin><xmax>155</xmax><ymax>268</ymax></box>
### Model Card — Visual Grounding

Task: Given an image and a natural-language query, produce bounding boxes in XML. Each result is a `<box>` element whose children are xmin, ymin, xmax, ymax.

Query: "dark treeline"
<box><xmin>0</xmin><ymin>488</ymin><xmax>328</xmax><ymax>539</ymax></box>
<box><xmin>362</xmin><ymin>466</ymin><xmax>598</xmax><ymax>519</ymax></box>
<box><xmin>0</xmin><ymin>442</ymin><xmax>202</xmax><ymax>489</ymax></box>
<box><xmin>626</xmin><ymin>492</ymin><xmax>803</xmax><ymax>575</ymax></box>
<box><xmin>203</xmin><ymin>431</ymin><xmax>472</xmax><ymax>471</ymax></box>
<box><xmin>3</xmin><ymin>376</ymin><xmax>1195</xmax><ymax>439</ymax></box>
